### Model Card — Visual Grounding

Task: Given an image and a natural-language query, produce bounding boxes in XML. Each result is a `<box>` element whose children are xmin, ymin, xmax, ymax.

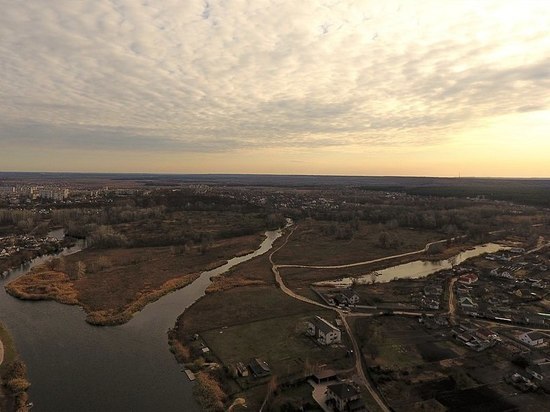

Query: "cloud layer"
<box><xmin>1</xmin><ymin>0</ymin><xmax>549</xmax><ymax>154</ymax></box>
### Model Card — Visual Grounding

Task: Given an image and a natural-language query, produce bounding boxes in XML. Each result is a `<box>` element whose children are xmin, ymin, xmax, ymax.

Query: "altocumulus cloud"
<box><xmin>0</xmin><ymin>0</ymin><xmax>548</xmax><ymax>152</ymax></box>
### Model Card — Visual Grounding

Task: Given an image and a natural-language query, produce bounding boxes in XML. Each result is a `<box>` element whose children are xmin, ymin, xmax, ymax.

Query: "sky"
<box><xmin>1</xmin><ymin>0</ymin><xmax>549</xmax><ymax>177</ymax></box>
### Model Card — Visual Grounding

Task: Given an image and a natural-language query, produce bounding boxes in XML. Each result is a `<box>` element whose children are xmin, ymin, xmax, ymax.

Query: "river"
<box><xmin>316</xmin><ymin>243</ymin><xmax>510</xmax><ymax>287</ymax></box>
<box><xmin>0</xmin><ymin>228</ymin><xmax>283</xmax><ymax>412</ymax></box>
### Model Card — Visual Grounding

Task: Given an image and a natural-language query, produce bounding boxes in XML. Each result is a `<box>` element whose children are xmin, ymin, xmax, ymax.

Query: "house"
<box><xmin>458</xmin><ymin>273</ymin><xmax>478</xmax><ymax>285</ymax></box>
<box><xmin>326</xmin><ymin>382</ymin><xmax>366</xmax><ymax>412</ymax></box>
<box><xmin>519</xmin><ymin>331</ymin><xmax>547</xmax><ymax>347</ymax></box>
<box><xmin>235</xmin><ymin>362</ymin><xmax>249</xmax><ymax>377</ymax></box>
<box><xmin>248</xmin><ymin>358</ymin><xmax>271</xmax><ymax>378</ymax></box>
<box><xmin>307</xmin><ymin>316</ymin><xmax>342</xmax><ymax>345</ymax></box>
<box><xmin>527</xmin><ymin>358</ymin><xmax>550</xmax><ymax>381</ymax></box>
<box><xmin>475</xmin><ymin>328</ymin><xmax>498</xmax><ymax>341</ymax></box>
<box><xmin>311</xmin><ymin>369</ymin><xmax>338</xmax><ymax>384</ymax></box>
<box><xmin>326</xmin><ymin>289</ymin><xmax>360</xmax><ymax>306</ymax></box>
<box><xmin>459</xmin><ymin>296</ymin><xmax>477</xmax><ymax>308</ymax></box>
<box><xmin>339</xmin><ymin>289</ymin><xmax>360</xmax><ymax>305</ymax></box>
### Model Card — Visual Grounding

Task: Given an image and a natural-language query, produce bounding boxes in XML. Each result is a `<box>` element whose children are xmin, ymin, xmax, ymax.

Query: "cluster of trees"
<box><xmin>378</xmin><ymin>231</ymin><xmax>403</xmax><ymax>249</ymax></box>
<box><xmin>0</xmin><ymin>209</ymin><xmax>39</xmax><ymax>233</ymax></box>
<box><xmin>3</xmin><ymin>359</ymin><xmax>30</xmax><ymax>394</ymax></box>
<box><xmin>320</xmin><ymin>219</ymin><xmax>360</xmax><ymax>240</ymax></box>
<box><xmin>192</xmin><ymin>372</ymin><xmax>226</xmax><ymax>412</ymax></box>
<box><xmin>46</xmin><ymin>190</ymin><xmax>287</xmax><ymax>250</ymax></box>
<box><xmin>281</xmin><ymin>189</ymin><xmax>542</xmax><ymax>243</ymax></box>
<box><xmin>3</xmin><ymin>359</ymin><xmax>31</xmax><ymax>409</ymax></box>
<box><xmin>88</xmin><ymin>226</ymin><xmax>128</xmax><ymax>249</ymax></box>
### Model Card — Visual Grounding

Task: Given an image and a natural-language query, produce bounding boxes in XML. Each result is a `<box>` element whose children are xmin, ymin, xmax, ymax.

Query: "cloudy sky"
<box><xmin>1</xmin><ymin>0</ymin><xmax>549</xmax><ymax>176</ymax></box>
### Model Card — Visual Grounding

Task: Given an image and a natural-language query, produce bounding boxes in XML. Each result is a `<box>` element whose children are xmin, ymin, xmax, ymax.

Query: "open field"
<box><xmin>274</xmin><ymin>221</ymin><xmax>443</xmax><ymax>266</ymax></box>
<box><xmin>201</xmin><ymin>311</ymin><xmax>352</xmax><ymax>376</ymax></box>
<box><xmin>7</xmin><ymin>233</ymin><xmax>263</xmax><ymax>325</ymax></box>
<box><xmin>206</xmin><ymin>240</ymin><xmax>281</xmax><ymax>293</ymax></box>
<box><xmin>177</xmin><ymin>285</ymin><xmax>321</xmax><ymax>335</ymax></box>
<box><xmin>175</xmin><ymin>285</ymin><xmax>354</xmax><ymax>411</ymax></box>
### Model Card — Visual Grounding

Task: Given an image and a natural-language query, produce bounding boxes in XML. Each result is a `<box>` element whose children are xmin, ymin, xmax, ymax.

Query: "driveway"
<box><xmin>308</xmin><ymin>380</ymin><xmax>332</xmax><ymax>412</ymax></box>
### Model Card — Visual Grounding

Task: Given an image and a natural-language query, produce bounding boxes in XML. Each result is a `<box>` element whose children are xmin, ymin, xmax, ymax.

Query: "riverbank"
<box><xmin>0</xmin><ymin>322</ymin><xmax>30</xmax><ymax>412</ymax></box>
<box><xmin>5</xmin><ymin>266</ymin><xmax>203</xmax><ymax>326</ymax></box>
<box><xmin>0</xmin><ymin>229</ymin><xmax>72</xmax><ymax>276</ymax></box>
<box><xmin>5</xmin><ymin>234</ymin><xmax>264</xmax><ymax>326</ymax></box>
<box><xmin>170</xmin><ymin>229</ymin><xmax>354</xmax><ymax>410</ymax></box>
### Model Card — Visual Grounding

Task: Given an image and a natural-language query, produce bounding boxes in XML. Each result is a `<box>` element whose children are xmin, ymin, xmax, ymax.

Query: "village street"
<box><xmin>268</xmin><ymin>225</ymin><xmax>546</xmax><ymax>412</ymax></box>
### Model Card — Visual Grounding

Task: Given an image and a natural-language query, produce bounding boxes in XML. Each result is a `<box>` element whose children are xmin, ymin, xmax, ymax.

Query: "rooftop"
<box><xmin>327</xmin><ymin>382</ymin><xmax>360</xmax><ymax>400</ymax></box>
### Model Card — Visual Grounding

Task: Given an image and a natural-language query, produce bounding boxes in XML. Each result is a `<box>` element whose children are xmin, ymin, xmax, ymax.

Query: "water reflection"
<box><xmin>317</xmin><ymin>243</ymin><xmax>509</xmax><ymax>287</ymax></box>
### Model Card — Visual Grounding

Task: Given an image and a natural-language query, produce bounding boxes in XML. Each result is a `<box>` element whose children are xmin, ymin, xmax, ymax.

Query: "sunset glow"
<box><xmin>1</xmin><ymin>0</ymin><xmax>548</xmax><ymax>176</ymax></box>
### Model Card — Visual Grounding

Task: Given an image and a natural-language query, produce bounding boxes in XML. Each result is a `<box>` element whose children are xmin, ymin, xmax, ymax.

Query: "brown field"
<box><xmin>177</xmin><ymin>285</ymin><xmax>320</xmax><ymax>336</ymax></box>
<box><xmin>273</xmin><ymin>220</ymin><xmax>443</xmax><ymax>266</ymax></box>
<box><xmin>206</xmin><ymin>245</ymin><xmax>278</xmax><ymax>293</ymax></box>
<box><xmin>175</xmin><ymin>285</ymin><xmax>353</xmax><ymax>411</ymax></box>
<box><xmin>5</xmin><ymin>270</ymin><xmax>78</xmax><ymax>305</ymax></box>
<box><xmin>7</xmin><ymin>234</ymin><xmax>264</xmax><ymax>325</ymax></box>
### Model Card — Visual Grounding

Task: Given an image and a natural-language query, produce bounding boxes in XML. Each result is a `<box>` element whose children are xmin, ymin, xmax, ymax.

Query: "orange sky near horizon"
<box><xmin>1</xmin><ymin>1</ymin><xmax>549</xmax><ymax>177</ymax></box>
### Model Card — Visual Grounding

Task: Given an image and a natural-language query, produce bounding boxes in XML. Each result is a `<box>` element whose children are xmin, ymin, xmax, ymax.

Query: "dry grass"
<box><xmin>6</xmin><ymin>270</ymin><xmax>78</xmax><ymax>305</ymax></box>
<box><xmin>193</xmin><ymin>371</ymin><xmax>226</xmax><ymax>412</ymax></box>
<box><xmin>274</xmin><ymin>220</ymin><xmax>442</xmax><ymax>266</ymax></box>
<box><xmin>7</xmin><ymin>234</ymin><xmax>264</xmax><ymax>325</ymax></box>
<box><xmin>84</xmin><ymin>273</ymin><xmax>201</xmax><ymax>325</ymax></box>
<box><xmin>177</xmin><ymin>285</ymin><xmax>320</xmax><ymax>336</ymax></box>
<box><xmin>206</xmin><ymin>251</ymin><xmax>276</xmax><ymax>293</ymax></box>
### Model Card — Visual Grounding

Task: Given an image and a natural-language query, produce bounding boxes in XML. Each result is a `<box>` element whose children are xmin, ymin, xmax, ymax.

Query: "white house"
<box><xmin>519</xmin><ymin>331</ymin><xmax>547</xmax><ymax>347</ymax></box>
<box><xmin>306</xmin><ymin>316</ymin><xmax>342</xmax><ymax>345</ymax></box>
<box><xmin>338</xmin><ymin>289</ymin><xmax>360</xmax><ymax>305</ymax></box>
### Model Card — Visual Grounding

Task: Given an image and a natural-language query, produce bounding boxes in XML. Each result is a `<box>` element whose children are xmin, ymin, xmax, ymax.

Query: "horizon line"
<box><xmin>1</xmin><ymin>170</ymin><xmax>549</xmax><ymax>180</ymax></box>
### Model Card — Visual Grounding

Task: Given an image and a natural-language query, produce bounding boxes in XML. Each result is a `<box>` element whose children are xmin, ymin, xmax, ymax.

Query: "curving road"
<box><xmin>338</xmin><ymin>313</ymin><xmax>391</xmax><ymax>412</ymax></box>
<box><xmin>276</xmin><ymin>236</ymin><xmax>468</xmax><ymax>270</ymax></box>
<box><xmin>447</xmin><ymin>277</ymin><xmax>458</xmax><ymax>324</ymax></box>
<box><xmin>268</xmin><ymin>225</ymin><xmax>532</xmax><ymax>412</ymax></box>
<box><xmin>270</xmin><ymin>225</ymin><xmax>391</xmax><ymax>412</ymax></box>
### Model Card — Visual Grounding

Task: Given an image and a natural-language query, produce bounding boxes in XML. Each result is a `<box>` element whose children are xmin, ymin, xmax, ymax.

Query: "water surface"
<box><xmin>317</xmin><ymin>243</ymin><xmax>509</xmax><ymax>287</ymax></box>
<box><xmin>0</xmin><ymin>229</ymin><xmax>283</xmax><ymax>412</ymax></box>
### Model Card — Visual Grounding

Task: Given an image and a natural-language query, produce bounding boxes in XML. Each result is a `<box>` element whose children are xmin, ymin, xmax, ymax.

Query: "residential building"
<box><xmin>519</xmin><ymin>331</ymin><xmax>547</xmax><ymax>347</ymax></box>
<box><xmin>458</xmin><ymin>273</ymin><xmax>478</xmax><ymax>285</ymax></box>
<box><xmin>323</xmin><ymin>288</ymin><xmax>360</xmax><ymax>306</ymax></box>
<box><xmin>338</xmin><ymin>289</ymin><xmax>360</xmax><ymax>305</ymax></box>
<box><xmin>248</xmin><ymin>358</ymin><xmax>271</xmax><ymax>378</ymax></box>
<box><xmin>527</xmin><ymin>358</ymin><xmax>550</xmax><ymax>381</ymax></box>
<box><xmin>306</xmin><ymin>316</ymin><xmax>342</xmax><ymax>345</ymax></box>
<box><xmin>326</xmin><ymin>382</ymin><xmax>366</xmax><ymax>412</ymax></box>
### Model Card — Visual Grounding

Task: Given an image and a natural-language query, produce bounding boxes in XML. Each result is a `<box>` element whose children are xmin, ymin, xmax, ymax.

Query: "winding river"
<box><xmin>0</xmin><ymin>228</ymin><xmax>283</xmax><ymax>412</ymax></box>
<box><xmin>316</xmin><ymin>243</ymin><xmax>510</xmax><ymax>287</ymax></box>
